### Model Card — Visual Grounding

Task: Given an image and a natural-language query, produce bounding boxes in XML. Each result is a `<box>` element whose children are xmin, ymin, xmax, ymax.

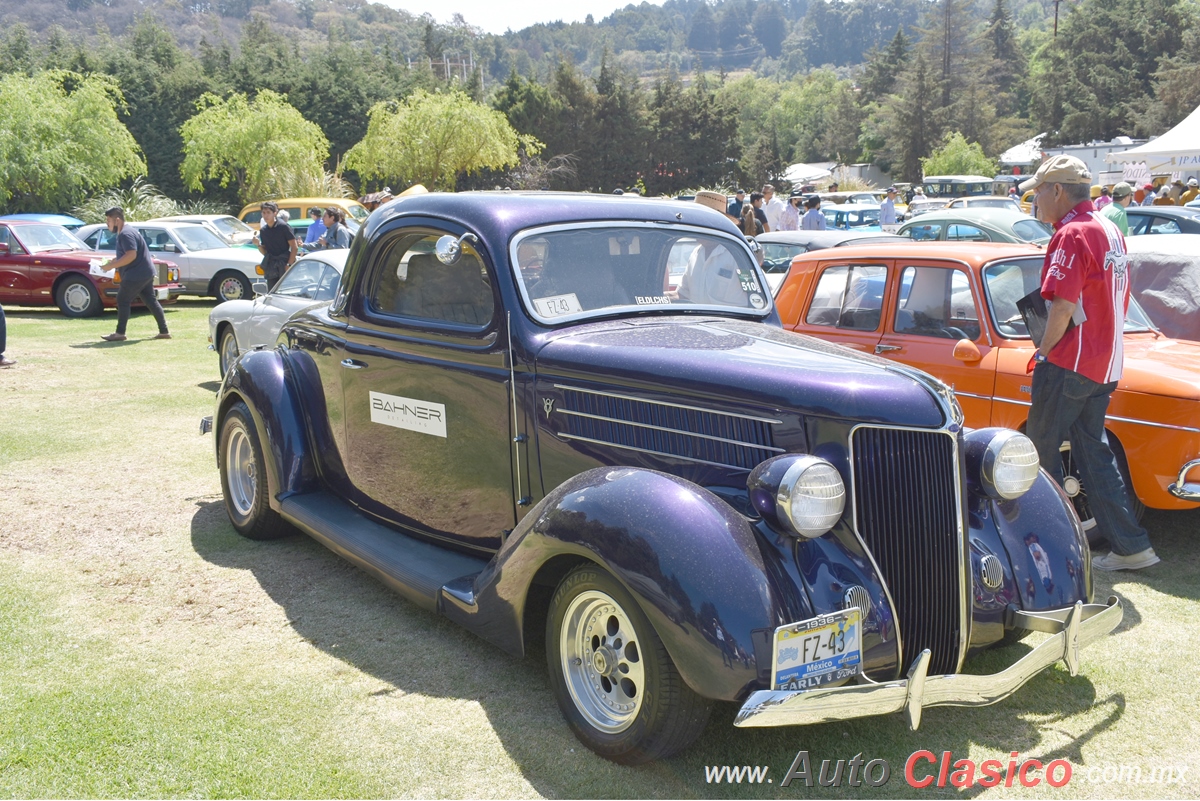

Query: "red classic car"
<box><xmin>0</xmin><ymin>220</ymin><xmax>180</xmax><ymax>317</ymax></box>
<box><xmin>774</xmin><ymin>241</ymin><xmax>1200</xmax><ymax>528</ymax></box>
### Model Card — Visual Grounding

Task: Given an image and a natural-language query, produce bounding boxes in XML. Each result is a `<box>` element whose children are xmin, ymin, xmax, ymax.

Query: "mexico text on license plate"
<box><xmin>772</xmin><ymin>608</ymin><xmax>862</xmax><ymax>691</ymax></box>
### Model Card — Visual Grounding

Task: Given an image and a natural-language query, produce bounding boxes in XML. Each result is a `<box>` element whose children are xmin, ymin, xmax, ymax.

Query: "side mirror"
<box><xmin>252</xmin><ymin>280</ymin><xmax>269</xmax><ymax>296</ymax></box>
<box><xmin>435</xmin><ymin>232</ymin><xmax>479</xmax><ymax>265</ymax></box>
<box><xmin>164</xmin><ymin>243</ymin><xmax>178</xmax><ymax>253</ymax></box>
<box><xmin>0</xmin><ymin>243</ymin><xmax>8</xmax><ymax>255</ymax></box>
<box><xmin>952</xmin><ymin>338</ymin><xmax>983</xmax><ymax>363</ymax></box>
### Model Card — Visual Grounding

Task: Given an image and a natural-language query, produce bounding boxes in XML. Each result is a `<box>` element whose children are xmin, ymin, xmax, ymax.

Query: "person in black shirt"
<box><xmin>100</xmin><ymin>207</ymin><xmax>170</xmax><ymax>342</ymax></box>
<box><xmin>256</xmin><ymin>201</ymin><xmax>297</xmax><ymax>288</ymax></box>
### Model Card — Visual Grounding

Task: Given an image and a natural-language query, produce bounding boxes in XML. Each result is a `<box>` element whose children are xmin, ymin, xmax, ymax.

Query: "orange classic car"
<box><xmin>774</xmin><ymin>241</ymin><xmax>1200</xmax><ymax>526</ymax></box>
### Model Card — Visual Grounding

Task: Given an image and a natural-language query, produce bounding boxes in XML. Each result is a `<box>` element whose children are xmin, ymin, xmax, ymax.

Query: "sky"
<box><xmin>376</xmin><ymin>0</ymin><xmax>666</xmax><ymax>35</ymax></box>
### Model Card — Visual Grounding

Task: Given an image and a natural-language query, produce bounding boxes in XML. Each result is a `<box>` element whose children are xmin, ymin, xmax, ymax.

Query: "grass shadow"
<box><xmin>189</xmin><ymin>499</ymin><xmax>1128</xmax><ymax>797</ymax></box>
<box><xmin>197</xmin><ymin>381</ymin><xmax>222</xmax><ymax>393</ymax></box>
<box><xmin>69</xmin><ymin>338</ymin><xmax>152</xmax><ymax>348</ymax></box>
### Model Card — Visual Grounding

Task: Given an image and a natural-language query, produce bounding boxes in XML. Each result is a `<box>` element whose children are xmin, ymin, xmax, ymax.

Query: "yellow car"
<box><xmin>238</xmin><ymin>197</ymin><xmax>369</xmax><ymax>226</ymax></box>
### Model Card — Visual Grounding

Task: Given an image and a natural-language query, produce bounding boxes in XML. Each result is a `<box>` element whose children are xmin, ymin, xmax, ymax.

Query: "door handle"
<box><xmin>874</xmin><ymin>344</ymin><xmax>902</xmax><ymax>354</ymax></box>
<box><xmin>340</xmin><ymin>358</ymin><xmax>366</xmax><ymax>369</ymax></box>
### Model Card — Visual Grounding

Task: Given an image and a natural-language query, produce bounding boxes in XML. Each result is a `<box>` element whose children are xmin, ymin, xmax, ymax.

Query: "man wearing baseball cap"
<box><xmin>1021</xmin><ymin>155</ymin><xmax>1157</xmax><ymax>570</ymax></box>
<box><xmin>1100</xmin><ymin>182</ymin><xmax>1134</xmax><ymax>235</ymax></box>
<box><xmin>1181</xmin><ymin>177</ymin><xmax>1199</xmax><ymax>205</ymax></box>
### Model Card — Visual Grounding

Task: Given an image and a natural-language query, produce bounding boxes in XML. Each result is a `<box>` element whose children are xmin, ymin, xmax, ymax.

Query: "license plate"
<box><xmin>771</xmin><ymin>608</ymin><xmax>862</xmax><ymax>691</ymax></box>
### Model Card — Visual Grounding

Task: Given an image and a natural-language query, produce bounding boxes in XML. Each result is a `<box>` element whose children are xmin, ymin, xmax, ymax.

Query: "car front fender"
<box><xmin>440</xmin><ymin>467</ymin><xmax>795</xmax><ymax>702</ymax></box>
<box><xmin>215</xmin><ymin>348</ymin><xmax>319</xmax><ymax>510</ymax></box>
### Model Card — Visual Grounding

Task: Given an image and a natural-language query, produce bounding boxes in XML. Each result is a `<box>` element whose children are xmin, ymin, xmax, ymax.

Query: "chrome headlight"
<box><xmin>980</xmin><ymin>430</ymin><xmax>1040</xmax><ymax>499</ymax></box>
<box><xmin>749</xmin><ymin>454</ymin><xmax>847</xmax><ymax>537</ymax></box>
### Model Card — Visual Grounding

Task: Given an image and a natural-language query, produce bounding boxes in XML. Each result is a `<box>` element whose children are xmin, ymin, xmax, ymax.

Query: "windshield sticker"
<box><xmin>533</xmin><ymin>293</ymin><xmax>583</xmax><ymax>317</ymax></box>
<box><xmin>749</xmin><ymin>293</ymin><xmax>766</xmax><ymax>309</ymax></box>
<box><xmin>369</xmin><ymin>391</ymin><xmax>447</xmax><ymax>438</ymax></box>
<box><xmin>635</xmin><ymin>295</ymin><xmax>672</xmax><ymax>305</ymax></box>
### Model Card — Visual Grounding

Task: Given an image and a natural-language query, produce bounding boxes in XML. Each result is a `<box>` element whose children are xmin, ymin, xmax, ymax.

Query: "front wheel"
<box><xmin>218</xmin><ymin>327</ymin><xmax>239</xmax><ymax>376</ymax></box>
<box><xmin>218</xmin><ymin>401</ymin><xmax>290</xmax><ymax>540</ymax></box>
<box><xmin>546</xmin><ymin>565</ymin><xmax>711</xmax><ymax>764</ymax></box>
<box><xmin>214</xmin><ymin>271</ymin><xmax>252</xmax><ymax>302</ymax></box>
<box><xmin>56</xmin><ymin>276</ymin><xmax>103</xmax><ymax>318</ymax></box>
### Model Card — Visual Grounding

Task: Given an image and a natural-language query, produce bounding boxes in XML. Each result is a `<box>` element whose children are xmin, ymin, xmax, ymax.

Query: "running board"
<box><xmin>280</xmin><ymin>492</ymin><xmax>487</xmax><ymax>612</ymax></box>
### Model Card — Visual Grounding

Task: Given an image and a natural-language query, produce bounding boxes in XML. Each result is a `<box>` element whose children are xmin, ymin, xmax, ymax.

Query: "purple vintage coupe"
<box><xmin>203</xmin><ymin>192</ymin><xmax>1121</xmax><ymax>764</ymax></box>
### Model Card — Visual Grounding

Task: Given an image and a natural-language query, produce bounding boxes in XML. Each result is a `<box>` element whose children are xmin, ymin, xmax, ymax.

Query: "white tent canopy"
<box><xmin>1000</xmin><ymin>133</ymin><xmax>1045</xmax><ymax>166</ymax></box>
<box><xmin>1107</xmin><ymin>104</ymin><xmax>1200</xmax><ymax>169</ymax></box>
<box><xmin>783</xmin><ymin>162</ymin><xmax>833</xmax><ymax>184</ymax></box>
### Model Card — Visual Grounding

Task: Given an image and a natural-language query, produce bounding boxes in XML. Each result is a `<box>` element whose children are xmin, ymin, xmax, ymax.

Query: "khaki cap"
<box><xmin>1019</xmin><ymin>155</ymin><xmax>1092</xmax><ymax>193</ymax></box>
<box><xmin>1111</xmin><ymin>181</ymin><xmax>1133</xmax><ymax>198</ymax></box>
<box><xmin>694</xmin><ymin>190</ymin><xmax>728</xmax><ymax>214</ymax></box>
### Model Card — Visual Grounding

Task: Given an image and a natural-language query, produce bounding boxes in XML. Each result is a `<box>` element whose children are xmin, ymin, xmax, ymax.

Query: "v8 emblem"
<box><xmin>542</xmin><ymin>397</ymin><xmax>555</xmax><ymax>417</ymax></box>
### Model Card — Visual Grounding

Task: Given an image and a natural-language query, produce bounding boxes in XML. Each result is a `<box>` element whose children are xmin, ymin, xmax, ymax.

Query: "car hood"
<box><xmin>1122</xmin><ymin>335</ymin><xmax>1200</xmax><ymax>400</ymax></box>
<box><xmin>533</xmin><ymin>318</ymin><xmax>948</xmax><ymax>427</ymax></box>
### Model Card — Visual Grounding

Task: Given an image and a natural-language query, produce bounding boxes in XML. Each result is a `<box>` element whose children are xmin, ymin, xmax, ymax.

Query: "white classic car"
<box><xmin>151</xmin><ymin>214</ymin><xmax>258</xmax><ymax>248</ymax></box>
<box><xmin>78</xmin><ymin>221</ymin><xmax>265</xmax><ymax>302</ymax></box>
<box><xmin>208</xmin><ymin>249</ymin><xmax>348</xmax><ymax>375</ymax></box>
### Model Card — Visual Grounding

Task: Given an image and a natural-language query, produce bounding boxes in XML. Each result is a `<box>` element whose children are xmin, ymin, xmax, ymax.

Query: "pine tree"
<box><xmin>687</xmin><ymin>4</ymin><xmax>718</xmax><ymax>52</ymax></box>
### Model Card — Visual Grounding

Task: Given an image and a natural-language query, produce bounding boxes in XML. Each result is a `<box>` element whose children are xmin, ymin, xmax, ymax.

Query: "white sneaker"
<box><xmin>1092</xmin><ymin>548</ymin><xmax>1160</xmax><ymax>571</ymax></box>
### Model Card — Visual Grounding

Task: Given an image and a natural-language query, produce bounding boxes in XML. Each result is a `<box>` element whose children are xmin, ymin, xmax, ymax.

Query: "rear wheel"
<box><xmin>546</xmin><ymin>565</ymin><xmax>711</xmax><ymax>764</ymax></box>
<box><xmin>56</xmin><ymin>276</ymin><xmax>103</xmax><ymax>318</ymax></box>
<box><xmin>1060</xmin><ymin>438</ymin><xmax>1145</xmax><ymax>547</ymax></box>
<box><xmin>218</xmin><ymin>401</ymin><xmax>290</xmax><ymax>540</ymax></box>
<box><xmin>214</xmin><ymin>271</ymin><xmax>252</xmax><ymax>302</ymax></box>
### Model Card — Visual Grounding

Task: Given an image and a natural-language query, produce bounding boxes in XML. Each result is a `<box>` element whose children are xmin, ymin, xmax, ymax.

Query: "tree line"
<box><xmin>1</xmin><ymin>0</ymin><xmax>1199</xmax><ymax>213</ymax></box>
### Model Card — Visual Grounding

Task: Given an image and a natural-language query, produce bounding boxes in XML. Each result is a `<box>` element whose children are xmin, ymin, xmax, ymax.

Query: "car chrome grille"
<box><xmin>555</xmin><ymin>385</ymin><xmax>781</xmax><ymax>471</ymax></box>
<box><xmin>851</xmin><ymin>426</ymin><xmax>962</xmax><ymax>676</ymax></box>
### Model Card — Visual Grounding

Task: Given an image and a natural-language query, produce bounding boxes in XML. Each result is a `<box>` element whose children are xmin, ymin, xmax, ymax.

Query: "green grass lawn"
<box><xmin>0</xmin><ymin>300</ymin><xmax>1197</xmax><ymax>798</ymax></box>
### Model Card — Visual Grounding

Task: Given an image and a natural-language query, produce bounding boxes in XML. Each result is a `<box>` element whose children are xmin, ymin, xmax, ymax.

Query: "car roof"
<box><xmin>1126</xmin><ymin>206</ymin><xmax>1200</xmax><ymax>219</ymax></box>
<box><xmin>0</xmin><ymin>213</ymin><xmax>87</xmax><ymax>226</ymax></box>
<box><xmin>239</xmin><ymin>197</ymin><xmax>367</xmax><ymax>211</ymax></box>
<box><xmin>789</xmin><ymin>240</ymin><xmax>1043</xmax><ymax>268</ymax></box>
<box><xmin>296</xmin><ymin>249</ymin><xmax>351</xmax><ymax>272</ymax></box>
<box><xmin>364</xmin><ymin>191</ymin><xmax>746</xmax><ymax>242</ymax></box>
<box><xmin>758</xmin><ymin>231</ymin><xmax>906</xmax><ymax>247</ymax></box>
<box><xmin>149</xmin><ymin>214</ymin><xmax>239</xmax><ymax>222</ymax></box>
<box><xmin>900</xmin><ymin>208</ymin><xmax>1035</xmax><ymax>225</ymax></box>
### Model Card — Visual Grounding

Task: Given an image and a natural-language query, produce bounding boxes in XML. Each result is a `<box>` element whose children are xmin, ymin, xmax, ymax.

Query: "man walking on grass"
<box><xmin>100</xmin><ymin>207</ymin><xmax>170</xmax><ymax>343</ymax></box>
<box><xmin>256</xmin><ymin>201</ymin><xmax>297</xmax><ymax>289</ymax></box>
<box><xmin>1021</xmin><ymin>156</ymin><xmax>1156</xmax><ymax>571</ymax></box>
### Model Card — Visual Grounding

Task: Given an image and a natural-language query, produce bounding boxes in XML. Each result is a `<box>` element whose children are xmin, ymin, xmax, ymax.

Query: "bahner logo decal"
<box><xmin>369</xmin><ymin>391</ymin><xmax>447</xmax><ymax>438</ymax></box>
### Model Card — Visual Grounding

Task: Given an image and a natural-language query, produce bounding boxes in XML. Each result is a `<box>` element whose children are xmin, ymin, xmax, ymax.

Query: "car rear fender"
<box><xmin>215</xmin><ymin>348</ymin><xmax>319</xmax><ymax>511</ymax></box>
<box><xmin>440</xmin><ymin>467</ymin><xmax>794</xmax><ymax>702</ymax></box>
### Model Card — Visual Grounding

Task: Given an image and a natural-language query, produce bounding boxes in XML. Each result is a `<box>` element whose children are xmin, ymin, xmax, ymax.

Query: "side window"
<box><xmin>895</xmin><ymin>266</ymin><xmax>981</xmax><ymax>340</ymax></box>
<box><xmin>805</xmin><ymin>264</ymin><xmax>886</xmax><ymax>331</ymax></box>
<box><xmin>905</xmin><ymin>223</ymin><xmax>943</xmax><ymax>241</ymax></box>
<box><xmin>274</xmin><ymin>260</ymin><xmax>325</xmax><ymax>298</ymax></box>
<box><xmin>140</xmin><ymin>228</ymin><xmax>171</xmax><ymax>252</ymax></box>
<box><xmin>369</xmin><ymin>231</ymin><xmax>494</xmax><ymax>327</ymax></box>
<box><xmin>0</xmin><ymin>226</ymin><xmax>21</xmax><ymax>255</ymax></box>
<box><xmin>1128</xmin><ymin>214</ymin><xmax>1151</xmax><ymax>235</ymax></box>
<box><xmin>315</xmin><ymin>266</ymin><xmax>340</xmax><ymax>301</ymax></box>
<box><xmin>87</xmin><ymin>228</ymin><xmax>117</xmax><ymax>251</ymax></box>
<box><xmin>1150</xmin><ymin>217</ymin><xmax>1181</xmax><ymax>234</ymax></box>
<box><xmin>946</xmin><ymin>224</ymin><xmax>989</xmax><ymax>241</ymax></box>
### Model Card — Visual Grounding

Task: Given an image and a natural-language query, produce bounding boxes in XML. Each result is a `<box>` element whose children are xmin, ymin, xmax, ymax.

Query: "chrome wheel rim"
<box><xmin>225</xmin><ymin>425</ymin><xmax>256</xmax><ymax>517</ymax></box>
<box><xmin>220</xmin><ymin>332</ymin><xmax>238</xmax><ymax>374</ymax></box>
<box><xmin>63</xmin><ymin>283</ymin><xmax>93</xmax><ymax>313</ymax></box>
<box><xmin>219</xmin><ymin>277</ymin><xmax>246</xmax><ymax>301</ymax></box>
<box><xmin>560</xmin><ymin>590</ymin><xmax>645</xmax><ymax>733</ymax></box>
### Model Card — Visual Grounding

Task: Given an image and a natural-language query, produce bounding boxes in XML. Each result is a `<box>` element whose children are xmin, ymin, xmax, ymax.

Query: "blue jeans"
<box><xmin>1026</xmin><ymin>361</ymin><xmax>1151</xmax><ymax>555</ymax></box>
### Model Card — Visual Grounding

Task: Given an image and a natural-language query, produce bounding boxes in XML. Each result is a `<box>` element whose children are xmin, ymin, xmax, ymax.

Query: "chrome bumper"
<box><xmin>735</xmin><ymin>596</ymin><xmax>1122</xmax><ymax>730</ymax></box>
<box><xmin>1168</xmin><ymin>459</ymin><xmax>1200</xmax><ymax>501</ymax></box>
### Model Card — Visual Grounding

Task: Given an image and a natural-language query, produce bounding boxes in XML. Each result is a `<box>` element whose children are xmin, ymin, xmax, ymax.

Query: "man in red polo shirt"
<box><xmin>1022</xmin><ymin>155</ymin><xmax>1157</xmax><ymax>571</ymax></box>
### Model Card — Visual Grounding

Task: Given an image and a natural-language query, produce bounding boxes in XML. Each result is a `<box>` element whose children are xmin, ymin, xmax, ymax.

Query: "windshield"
<box><xmin>211</xmin><ymin>217</ymin><xmax>254</xmax><ymax>237</ymax></box>
<box><xmin>513</xmin><ymin>225</ymin><xmax>769</xmax><ymax>324</ymax></box>
<box><xmin>983</xmin><ymin>257</ymin><xmax>1151</xmax><ymax>338</ymax></box>
<box><xmin>1011</xmin><ymin>219</ymin><xmax>1054</xmax><ymax>243</ymax></box>
<box><xmin>761</xmin><ymin>242</ymin><xmax>806</xmax><ymax>274</ymax></box>
<box><xmin>173</xmin><ymin>225</ymin><xmax>227</xmax><ymax>252</ymax></box>
<box><xmin>16</xmin><ymin>224</ymin><xmax>87</xmax><ymax>252</ymax></box>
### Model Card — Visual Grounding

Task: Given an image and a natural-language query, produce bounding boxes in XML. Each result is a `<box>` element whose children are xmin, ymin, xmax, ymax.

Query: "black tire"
<box><xmin>218</xmin><ymin>327</ymin><xmax>239</xmax><ymax>376</ymax></box>
<box><xmin>213</xmin><ymin>271</ymin><xmax>252</xmax><ymax>302</ymax></box>
<box><xmin>218</xmin><ymin>401</ymin><xmax>290</xmax><ymax>540</ymax></box>
<box><xmin>546</xmin><ymin>564</ymin><xmax>711</xmax><ymax>764</ymax></box>
<box><xmin>56</xmin><ymin>276</ymin><xmax>103</xmax><ymax>318</ymax></box>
